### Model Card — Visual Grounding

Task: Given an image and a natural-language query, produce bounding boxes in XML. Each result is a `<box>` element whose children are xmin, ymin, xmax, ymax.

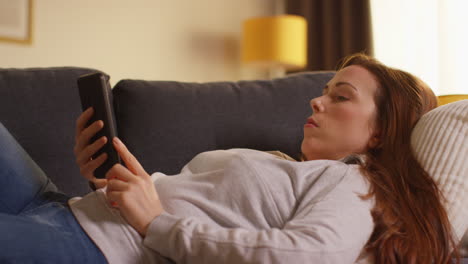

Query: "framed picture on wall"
<box><xmin>0</xmin><ymin>0</ymin><xmax>33</xmax><ymax>44</ymax></box>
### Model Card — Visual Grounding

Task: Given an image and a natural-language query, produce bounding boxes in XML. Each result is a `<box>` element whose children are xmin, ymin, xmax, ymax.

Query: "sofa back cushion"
<box><xmin>0</xmin><ymin>67</ymin><xmax>100</xmax><ymax>196</ymax></box>
<box><xmin>113</xmin><ymin>72</ymin><xmax>333</xmax><ymax>175</ymax></box>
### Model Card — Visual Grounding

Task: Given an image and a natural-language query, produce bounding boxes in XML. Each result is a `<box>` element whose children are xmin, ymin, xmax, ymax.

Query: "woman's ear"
<box><xmin>368</xmin><ymin>131</ymin><xmax>381</xmax><ymax>149</ymax></box>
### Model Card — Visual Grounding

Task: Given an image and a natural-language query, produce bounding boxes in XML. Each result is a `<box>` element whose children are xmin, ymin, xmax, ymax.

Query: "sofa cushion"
<box><xmin>0</xmin><ymin>67</ymin><xmax>102</xmax><ymax>196</ymax></box>
<box><xmin>411</xmin><ymin>100</ymin><xmax>468</xmax><ymax>242</ymax></box>
<box><xmin>113</xmin><ymin>72</ymin><xmax>334</xmax><ymax>176</ymax></box>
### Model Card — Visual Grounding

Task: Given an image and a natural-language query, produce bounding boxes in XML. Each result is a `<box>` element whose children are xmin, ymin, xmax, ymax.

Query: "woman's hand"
<box><xmin>106</xmin><ymin>137</ymin><xmax>164</xmax><ymax>237</ymax></box>
<box><xmin>74</xmin><ymin>107</ymin><xmax>108</xmax><ymax>189</ymax></box>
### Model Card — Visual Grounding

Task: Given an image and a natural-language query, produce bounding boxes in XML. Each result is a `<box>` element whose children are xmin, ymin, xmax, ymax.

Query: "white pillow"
<box><xmin>411</xmin><ymin>100</ymin><xmax>468</xmax><ymax>242</ymax></box>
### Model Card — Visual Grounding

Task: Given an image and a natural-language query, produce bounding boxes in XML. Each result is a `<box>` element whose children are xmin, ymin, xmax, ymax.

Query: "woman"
<box><xmin>0</xmin><ymin>54</ymin><xmax>459</xmax><ymax>263</ymax></box>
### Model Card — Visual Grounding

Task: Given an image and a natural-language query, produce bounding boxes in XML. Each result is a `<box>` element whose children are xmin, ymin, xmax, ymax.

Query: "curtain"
<box><xmin>286</xmin><ymin>0</ymin><xmax>373</xmax><ymax>71</ymax></box>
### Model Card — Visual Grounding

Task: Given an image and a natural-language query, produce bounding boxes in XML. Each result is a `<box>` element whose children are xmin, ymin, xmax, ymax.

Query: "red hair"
<box><xmin>338</xmin><ymin>54</ymin><xmax>460</xmax><ymax>263</ymax></box>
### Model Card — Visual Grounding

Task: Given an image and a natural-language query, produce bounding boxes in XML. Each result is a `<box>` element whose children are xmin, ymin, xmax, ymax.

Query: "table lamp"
<box><xmin>242</xmin><ymin>15</ymin><xmax>307</xmax><ymax>78</ymax></box>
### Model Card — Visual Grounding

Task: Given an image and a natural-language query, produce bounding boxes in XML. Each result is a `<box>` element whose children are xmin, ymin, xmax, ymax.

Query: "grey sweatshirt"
<box><xmin>69</xmin><ymin>149</ymin><xmax>375</xmax><ymax>264</ymax></box>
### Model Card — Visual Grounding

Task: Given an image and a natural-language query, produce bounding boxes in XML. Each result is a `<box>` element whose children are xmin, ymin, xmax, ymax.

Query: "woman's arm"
<box><xmin>104</xmin><ymin>137</ymin><xmax>164</xmax><ymax>236</ymax></box>
<box><xmin>143</xmin><ymin>173</ymin><xmax>375</xmax><ymax>264</ymax></box>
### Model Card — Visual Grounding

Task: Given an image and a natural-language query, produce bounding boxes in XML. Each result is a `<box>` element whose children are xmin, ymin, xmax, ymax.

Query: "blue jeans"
<box><xmin>0</xmin><ymin>122</ymin><xmax>107</xmax><ymax>263</ymax></box>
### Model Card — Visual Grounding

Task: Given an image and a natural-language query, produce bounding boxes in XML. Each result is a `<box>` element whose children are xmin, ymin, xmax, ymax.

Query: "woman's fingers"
<box><xmin>104</xmin><ymin>161</ymin><xmax>163</xmax><ymax>235</ymax></box>
<box><xmin>75</xmin><ymin>107</ymin><xmax>94</xmax><ymax>137</ymax></box>
<box><xmin>112</xmin><ymin>137</ymin><xmax>148</xmax><ymax>177</ymax></box>
<box><xmin>92</xmin><ymin>178</ymin><xmax>108</xmax><ymax>189</ymax></box>
<box><xmin>74</xmin><ymin>120</ymin><xmax>104</xmax><ymax>154</ymax></box>
<box><xmin>105</xmin><ymin>164</ymin><xmax>133</xmax><ymax>182</ymax></box>
<box><xmin>105</xmin><ymin>164</ymin><xmax>132</xmax><ymax>207</ymax></box>
<box><xmin>75</xmin><ymin>108</ymin><xmax>110</xmax><ymax>189</ymax></box>
<box><xmin>75</xmin><ymin>136</ymin><xmax>107</xmax><ymax>166</ymax></box>
<box><xmin>79</xmin><ymin>152</ymin><xmax>108</xmax><ymax>180</ymax></box>
<box><xmin>107</xmin><ymin>177</ymin><xmax>129</xmax><ymax>192</ymax></box>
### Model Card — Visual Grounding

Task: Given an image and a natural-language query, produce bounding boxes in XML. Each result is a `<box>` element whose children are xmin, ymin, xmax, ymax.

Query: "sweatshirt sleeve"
<box><xmin>143</xmin><ymin>174</ymin><xmax>375</xmax><ymax>264</ymax></box>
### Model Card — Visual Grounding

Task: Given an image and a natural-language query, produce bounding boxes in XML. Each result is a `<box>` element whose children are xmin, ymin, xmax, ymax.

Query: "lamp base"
<box><xmin>269</xmin><ymin>66</ymin><xmax>286</xmax><ymax>79</ymax></box>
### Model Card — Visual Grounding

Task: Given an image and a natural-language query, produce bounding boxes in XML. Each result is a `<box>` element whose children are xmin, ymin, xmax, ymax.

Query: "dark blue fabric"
<box><xmin>0</xmin><ymin>122</ymin><xmax>106</xmax><ymax>263</ymax></box>
<box><xmin>0</xmin><ymin>122</ymin><xmax>59</xmax><ymax>215</ymax></box>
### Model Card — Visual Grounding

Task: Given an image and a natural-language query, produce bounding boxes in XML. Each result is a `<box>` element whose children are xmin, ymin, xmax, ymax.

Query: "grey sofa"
<box><xmin>0</xmin><ymin>67</ymin><xmax>466</xmax><ymax>263</ymax></box>
<box><xmin>0</xmin><ymin>67</ymin><xmax>329</xmax><ymax>197</ymax></box>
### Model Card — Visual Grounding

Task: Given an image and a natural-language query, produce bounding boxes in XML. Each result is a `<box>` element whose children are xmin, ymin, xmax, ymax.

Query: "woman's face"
<box><xmin>301</xmin><ymin>65</ymin><xmax>379</xmax><ymax>161</ymax></box>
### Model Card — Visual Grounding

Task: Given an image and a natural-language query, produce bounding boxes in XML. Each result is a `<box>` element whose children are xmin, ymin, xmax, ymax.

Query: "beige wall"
<box><xmin>0</xmin><ymin>0</ymin><xmax>274</xmax><ymax>84</ymax></box>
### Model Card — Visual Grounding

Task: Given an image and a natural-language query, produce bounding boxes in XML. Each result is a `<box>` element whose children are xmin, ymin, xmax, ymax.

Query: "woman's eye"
<box><xmin>335</xmin><ymin>95</ymin><xmax>349</xmax><ymax>102</ymax></box>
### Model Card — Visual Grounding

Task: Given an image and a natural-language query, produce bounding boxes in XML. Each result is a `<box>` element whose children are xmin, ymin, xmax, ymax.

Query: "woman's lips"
<box><xmin>304</xmin><ymin>117</ymin><xmax>319</xmax><ymax>128</ymax></box>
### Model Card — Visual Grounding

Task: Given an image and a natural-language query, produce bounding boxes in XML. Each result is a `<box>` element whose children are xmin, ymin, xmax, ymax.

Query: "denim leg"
<box><xmin>0</xmin><ymin>122</ymin><xmax>59</xmax><ymax>215</ymax></box>
<box><xmin>0</xmin><ymin>201</ymin><xmax>107</xmax><ymax>263</ymax></box>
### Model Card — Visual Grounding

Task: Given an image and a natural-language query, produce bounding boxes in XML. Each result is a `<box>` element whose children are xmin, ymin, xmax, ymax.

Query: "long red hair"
<box><xmin>337</xmin><ymin>54</ymin><xmax>460</xmax><ymax>263</ymax></box>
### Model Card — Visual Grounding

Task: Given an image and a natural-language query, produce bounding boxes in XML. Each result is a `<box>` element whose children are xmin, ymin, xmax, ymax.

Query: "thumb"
<box><xmin>113</xmin><ymin>137</ymin><xmax>148</xmax><ymax>177</ymax></box>
<box><xmin>92</xmin><ymin>178</ymin><xmax>108</xmax><ymax>189</ymax></box>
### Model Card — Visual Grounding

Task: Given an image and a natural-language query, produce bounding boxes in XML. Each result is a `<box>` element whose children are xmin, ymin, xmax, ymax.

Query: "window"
<box><xmin>371</xmin><ymin>0</ymin><xmax>468</xmax><ymax>95</ymax></box>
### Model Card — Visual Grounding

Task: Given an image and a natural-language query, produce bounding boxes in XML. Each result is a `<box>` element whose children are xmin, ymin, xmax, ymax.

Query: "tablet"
<box><xmin>77</xmin><ymin>72</ymin><xmax>121</xmax><ymax>179</ymax></box>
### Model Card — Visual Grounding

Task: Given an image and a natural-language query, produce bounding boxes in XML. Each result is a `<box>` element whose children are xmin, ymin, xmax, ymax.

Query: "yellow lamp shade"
<box><xmin>437</xmin><ymin>95</ymin><xmax>468</xmax><ymax>106</ymax></box>
<box><xmin>242</xmin><ymin>15</ymin><xmax>307</xmax><ymax>70</ymax></box>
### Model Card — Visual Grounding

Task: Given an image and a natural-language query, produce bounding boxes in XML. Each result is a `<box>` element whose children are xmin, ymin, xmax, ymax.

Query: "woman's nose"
<box><xmin>310</xmin><ymin>97</ymin><xmax>324</xmax><ymax>113</ymax></box>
